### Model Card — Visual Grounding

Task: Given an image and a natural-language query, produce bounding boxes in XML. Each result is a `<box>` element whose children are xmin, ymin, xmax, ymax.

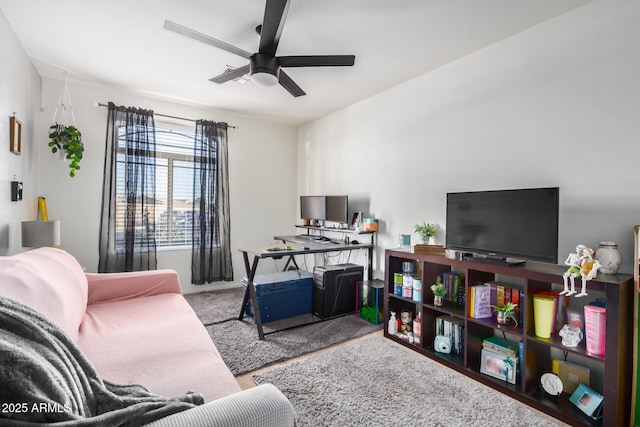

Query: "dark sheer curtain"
<box><xmin>192</xmin><ymin>120</ymin><xmax>233</xmax><ymax>284</ymax></box>
<box><xmin>98</xmin><ymin>102</ymin><xmax>157</xmax><ymax>272</ymax></box>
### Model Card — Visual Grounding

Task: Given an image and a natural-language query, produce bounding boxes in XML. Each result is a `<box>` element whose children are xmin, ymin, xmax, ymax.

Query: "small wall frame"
<box><xmin>10</xmin><ymin>114</ymin><xmax>22</xmax><ymax>155</ymax></box>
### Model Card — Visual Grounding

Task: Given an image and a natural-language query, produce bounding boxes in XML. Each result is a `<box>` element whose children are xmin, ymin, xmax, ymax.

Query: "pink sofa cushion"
<box><xmin>0</xmin><ymin>248</ymin><xmax>87</xmax><ymax>342</ymax></box>
<box><xmin>78</xmin><ymin>293</ymin><xmax>241</xmax><ymax>402</ymax></box>
<box><xmin>85</xmin><ymin>270</ymin><xmax>182</xmax><ymax>305</ymax></box>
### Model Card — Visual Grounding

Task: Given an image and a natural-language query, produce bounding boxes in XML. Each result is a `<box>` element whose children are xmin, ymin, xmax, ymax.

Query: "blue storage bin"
<box><xmin>242</xmin><ymin>270</ymin><xmax>313</xmax><ymax>323</ymax></box>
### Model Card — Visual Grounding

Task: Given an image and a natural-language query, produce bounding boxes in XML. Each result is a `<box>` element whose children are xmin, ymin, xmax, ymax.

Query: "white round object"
<box><xmin>541</xmin><ymin>373</ymin><xmax>563</xmax><ymax>396</ymax></box>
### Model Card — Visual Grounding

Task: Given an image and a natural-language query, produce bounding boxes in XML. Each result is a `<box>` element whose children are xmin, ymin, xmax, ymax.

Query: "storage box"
<box><xmin>242</xmin><ymin>270</ymin><xmax>313</xmax><ymax>323</ymax></box>
<box><xmin>362</xmin><ymin>218</ymin><xmax>378</xmax><ymax>231</ymax></box>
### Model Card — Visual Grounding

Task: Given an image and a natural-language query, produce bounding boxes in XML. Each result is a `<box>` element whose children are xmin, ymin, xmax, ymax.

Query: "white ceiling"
<box><xmin>0</xmin><ymin>0</ymin><xmax>590</xmax><ymax>127</ymax></box>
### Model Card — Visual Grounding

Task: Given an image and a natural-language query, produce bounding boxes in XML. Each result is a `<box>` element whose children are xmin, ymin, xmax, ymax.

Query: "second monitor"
<box><xmin>300</xmin><ymin>195</ymin><xmax>348</xmax><ymax>225</ymax></box>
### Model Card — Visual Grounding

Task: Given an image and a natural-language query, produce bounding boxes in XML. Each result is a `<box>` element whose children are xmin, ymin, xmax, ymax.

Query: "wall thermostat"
<box><xmin>11</xmin><ymin>181</ymin><xmax>23</xmax><ymax>201</ymax></box>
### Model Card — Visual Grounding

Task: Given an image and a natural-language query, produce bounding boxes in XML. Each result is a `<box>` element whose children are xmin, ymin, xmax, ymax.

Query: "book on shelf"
<box><xmin>487</xmin><ymin>281</ymin><xmax>522</xmax><ymax>322</ymax></box>
<box><xmin>482</xmin><ymin>335</ymin><xmax>519</xmax><ymax>357</ymax></box>
<box><xmin>457</xmin><ymin>282</ymin><xmax>466</xmax><ymax>307</ymax></box>
<box><xmin>552</xmin><ymin>359</ymin><xmax>591</xmax><ymax>394</ymax></box>
<box><xmin>442</xmin><ymin>271</ymin><xmax>465</xmax><ymax>305</ymax></box>
<box><xmin>469</xmin><ymin>284</ymin><xmax>492</xmax><ymax>319</ymax></box>
<box><xmin>435</xmin><ymin>315</ymin><xmax>464</xmax><ymax>354</ymax></box>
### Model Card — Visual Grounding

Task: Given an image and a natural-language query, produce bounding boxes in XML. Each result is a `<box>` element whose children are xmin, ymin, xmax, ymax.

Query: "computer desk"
<box><xmin>274</xmin><ymin>233</ymin><xmax>375</xmax><ymax>280</ymax></box>
<box><xmin>238</xmin><ymin>239</ymin><xmax>374</xmax><ymax>340</ymax></box>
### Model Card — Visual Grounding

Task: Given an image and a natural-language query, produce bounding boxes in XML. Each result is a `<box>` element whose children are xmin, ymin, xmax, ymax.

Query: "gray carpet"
<box><xmin>254</xmin><ymin>335</ymin><xmax>564</xmax><ymax>427</ymax></box>
<box><xmin>185</xmin><ymin>287</ymin><xmax>382</xmax><ymax>376</ymax></box>
<box><xmin>184</xmin><ymin>288</ymin><xmax>242</xmax><ymax>325</ymax></box>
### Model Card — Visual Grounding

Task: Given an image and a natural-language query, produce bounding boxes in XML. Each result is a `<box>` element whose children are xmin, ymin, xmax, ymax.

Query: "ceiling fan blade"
<box><xmin>209</xmin><ymin>64</ymin><xmax>251</xmax><ymax>84</ymax></box>
<box><xmin>164</xmin><ymin>20</ymin><xmax>252</xmax><ymax>60</ymax></box>
<box><xmin>279</xmin><ymin>70</ymin><xmax>306</xmax><ymax>97</ymax></box>
<box><xmin>279</xmin><ymin>55</ymin><xmax>356</xmax><ymax>68</ymax></box>
<box><xmin>258</xmin><ymin>0</ymin><xmax>290</xmax><ymax>56</ymax></box>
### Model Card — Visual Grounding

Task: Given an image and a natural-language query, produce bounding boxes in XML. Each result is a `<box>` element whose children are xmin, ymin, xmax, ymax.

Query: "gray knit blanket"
<box><xmin>0</xmin><ymin>297</ymin><xmax>202</xmax><ymax>426</ymax></box>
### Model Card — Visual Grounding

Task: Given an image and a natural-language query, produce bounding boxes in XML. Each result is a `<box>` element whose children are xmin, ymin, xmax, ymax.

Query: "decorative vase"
<box><xmin>497</xmin><ymin>311</ymin><xmax>508</xmax><ymax>325</ymax></box>
<box><xmin>419</xmin><ymin>235</ymin><xmax>435</xmax><ymax>245</ymax></box>
<box><xmin>434</xmin><ymin>295</ymin><xmax>443</xmax><ymax>306</ymax></box>
<box><xmin>595</xmin><ymin>241</ymin><xmax>622</xmax><ymax>274</ymax></box>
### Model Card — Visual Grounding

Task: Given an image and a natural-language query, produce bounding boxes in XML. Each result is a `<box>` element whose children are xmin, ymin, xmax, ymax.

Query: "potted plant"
<box><xmin>491</xmin><ymin>302</ymin><xmax>519</xmax><ymax>327</ymax></box>
<box><xmin>414</xmin><ymin>221</ymin><xmax>437</xmax><ymax>244</ymax></box>
<box><xmin>48</xmin><ymin>123</ymin><xmax>84</xmax><ymax>177</ymax></box>
<box><xmin>430</xmin><ymin>276</ymin><xmax>447</xmax><ymax>306</ymax></box>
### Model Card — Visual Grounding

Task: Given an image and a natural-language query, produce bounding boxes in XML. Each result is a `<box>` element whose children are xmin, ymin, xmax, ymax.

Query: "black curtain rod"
<box><xmin>96</xmin><ymin>102</ymin><xmax>237</xmax><ymax>129</ymax></box>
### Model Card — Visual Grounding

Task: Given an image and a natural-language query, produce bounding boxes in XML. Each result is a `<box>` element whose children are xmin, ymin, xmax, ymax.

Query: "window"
<box><xmin>115</xmin><ymin>123</ymin><xmax>204</xmax><ymax>250</ymax></box>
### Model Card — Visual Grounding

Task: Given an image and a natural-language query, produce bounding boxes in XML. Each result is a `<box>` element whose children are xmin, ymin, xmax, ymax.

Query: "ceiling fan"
<box><xmin>163</xmin><ymin>0</ymin><xmax>355</xmax><ymax>97</ymax></box>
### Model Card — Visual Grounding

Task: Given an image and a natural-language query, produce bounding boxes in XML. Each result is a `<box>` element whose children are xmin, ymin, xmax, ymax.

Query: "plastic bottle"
<box><xmin>388</xmin><ymin>311</ymin><xmax>398</xmax><ymax>335</ymax></box>
<box><xmin>413</xmin><ymin>311</ymin><xmax>422</xmax><ymax>346</ymax></box>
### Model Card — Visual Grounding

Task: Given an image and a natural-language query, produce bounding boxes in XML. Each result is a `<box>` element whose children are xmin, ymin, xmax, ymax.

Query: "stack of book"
<box><xmin>435</xmin><ymin>315</ymin><xmax>464</xmax><ymax>354</ymax></box>
<box><xmin>481</xmin><ymin>335</ymin><xmax>521</xmax><ymax>384</ymax></box>
<box><xmin>482</xmin><ymin>335</ymin><xmax>519</xmax><ymax>357</ymax></box>
<box><xmin>441</xmin><ymin>271</ymin><xmax>465</xmax><ymax>306</ymax></box>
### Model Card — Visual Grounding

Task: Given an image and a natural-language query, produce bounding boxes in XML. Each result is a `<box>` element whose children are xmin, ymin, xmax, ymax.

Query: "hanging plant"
<box><xmin>48</xmin><ymin>123</ymin><xmax>84</xmax><ymax>177</ymax></box>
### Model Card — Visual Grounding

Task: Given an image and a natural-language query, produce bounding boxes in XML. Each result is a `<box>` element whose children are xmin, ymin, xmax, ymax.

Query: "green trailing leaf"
<box><xmin>48</xmin><ymin>123</ymin><xmax>84</xmax><ymax>177</ymax></box>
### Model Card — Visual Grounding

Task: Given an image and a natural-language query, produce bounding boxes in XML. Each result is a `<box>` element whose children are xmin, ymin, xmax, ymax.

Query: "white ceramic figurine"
<box><xmin>560</xmin><ymin>244</ymin><xmax>600</xmax><ymax>297</ymax></box>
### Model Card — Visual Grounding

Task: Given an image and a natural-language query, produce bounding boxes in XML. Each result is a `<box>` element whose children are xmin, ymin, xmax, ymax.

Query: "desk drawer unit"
<box><xmin>242</xmin><ymin>270</ymin><xmax>313</xmax><ymax>323</ymax></box>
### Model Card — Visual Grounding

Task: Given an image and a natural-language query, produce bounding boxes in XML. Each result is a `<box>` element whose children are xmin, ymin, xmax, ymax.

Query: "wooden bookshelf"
<box><xmin>384</xmin><ymin>248</ymin><xmax>633</xmax><ymax>427</ymax></box>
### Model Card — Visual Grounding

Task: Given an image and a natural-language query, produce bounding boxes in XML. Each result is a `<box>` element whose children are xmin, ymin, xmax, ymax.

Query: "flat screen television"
<box><xmin>325</xmin><ymin>195</ymin><xmax>348</xmax><ymax>224</ymax></box>
<box><xmin>300</xmin><ymin>196</ymin><xmax>326</xmax><ymax>221</ymax></box>
<box><xmin>446</xmin><ymin>187</ymin><xmax>559</xmax><ymax>265</ymax></box>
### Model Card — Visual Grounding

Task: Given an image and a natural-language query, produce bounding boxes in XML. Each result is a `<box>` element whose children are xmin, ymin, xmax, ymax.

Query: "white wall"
<box><xmin>37</xmin><ymin>78</ymin><xmax>298</xmax><ymax>292</ymax></box>
<box><xmin>297</xmin><ymin>0</ymin><xmax>640</xmax><ymax>277</ymax></box>
<box><xmin>0</xmin><ymin>10</ymin><xmax>41</xmax><ymax>256</ymax></box>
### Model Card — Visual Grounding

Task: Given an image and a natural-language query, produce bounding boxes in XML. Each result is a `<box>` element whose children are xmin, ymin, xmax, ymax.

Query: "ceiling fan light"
<box><xmin>251</xmin><ymin>71</ymin><xmax>279</xmax><ymax>87</ymax></box>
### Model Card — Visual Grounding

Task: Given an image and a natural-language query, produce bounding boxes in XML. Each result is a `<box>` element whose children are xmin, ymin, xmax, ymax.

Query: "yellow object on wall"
<box><xmin>38</xmin><ymin>197</ymin><xmax>48</xmax><ymax>221</ymax></box>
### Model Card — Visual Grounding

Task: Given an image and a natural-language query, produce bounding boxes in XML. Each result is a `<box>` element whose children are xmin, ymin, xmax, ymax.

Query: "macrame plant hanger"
<box><xmin>51</xmin><ymin>73</ymin><xmax>77</xmax><ymax>142</ymax></box>
<box><xmin>48</xmin><ymin>72</ymin><xmax>84</xmax><ymax>177</ymax></box>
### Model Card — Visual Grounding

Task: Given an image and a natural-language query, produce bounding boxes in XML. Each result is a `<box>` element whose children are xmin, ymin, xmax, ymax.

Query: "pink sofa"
<box><xmin>0</xmin><ymin>247</ymin><xmax>295</xmax><ymax>426</ymax></box>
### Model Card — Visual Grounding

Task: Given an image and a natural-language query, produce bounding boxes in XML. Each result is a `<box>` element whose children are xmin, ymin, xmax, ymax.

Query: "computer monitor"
<box><xmin>325</xmin><ymin>195</ymin><xmax>348</xmax><ymax>224</ymax></box>
<box><xmin>300</xmin><ymin>196</ymin><xmax>326</xmax><ymax>221</ymax></box>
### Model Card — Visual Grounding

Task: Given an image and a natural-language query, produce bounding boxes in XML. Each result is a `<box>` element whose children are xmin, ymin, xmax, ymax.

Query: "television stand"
<box><xmin>384</xmin><ymin>249</ymin><xmax>633</xmax><ymax>427</ymax></box>
<box><xmin>462</xmin><ymin>254</ymin><xmax>525</xmax><ymax>266</ymax></box>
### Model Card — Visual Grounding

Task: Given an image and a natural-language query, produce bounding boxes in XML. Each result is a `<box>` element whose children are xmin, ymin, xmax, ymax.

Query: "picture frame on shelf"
<box><xmin>351</xmin><ymin>211</ymin><xmax>362</xmax><ymax>229</ymax></box>
<box><xmin>569</xmin><ymin>383</ymin><xmax>604</xmax><ymax>420</ymax></box>
<box><xmin>480</xmin><ymin>348</ymin><xmax>517</xmax><ymax>384</ymax></box>
<box><xmin>10</xmin><ymin>114</ymin><xmax>22</xmax><ymax>155</ymax></box>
